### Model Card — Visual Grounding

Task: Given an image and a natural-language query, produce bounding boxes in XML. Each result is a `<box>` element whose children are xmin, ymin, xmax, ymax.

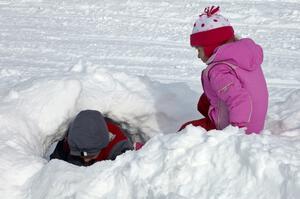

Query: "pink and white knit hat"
<box><xmin>190</xmin><ymin>6</ymin><xmax>234</xmax><ymax>58</ymax></box>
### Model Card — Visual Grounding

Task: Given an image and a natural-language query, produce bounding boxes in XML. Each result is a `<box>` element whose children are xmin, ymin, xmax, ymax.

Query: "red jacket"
<box><xmin>95</xmin><ymin>119</ymin><xmax>130</xmax><ymax>161</ymax></box>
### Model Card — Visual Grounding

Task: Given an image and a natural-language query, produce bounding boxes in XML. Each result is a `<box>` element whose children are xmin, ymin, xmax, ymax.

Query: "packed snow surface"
<box><xmin>0</xmin><ymin>0</ymin><xmax>299</xmax><ymax>199</ymax></box>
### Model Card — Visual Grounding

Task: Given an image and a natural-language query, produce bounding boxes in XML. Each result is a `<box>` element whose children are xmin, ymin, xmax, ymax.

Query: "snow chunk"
<box><xmin>0</xmin><ymin>66</ymin><xmax>299</xmax><ymax>199</ymax></box>
<box><xmin>267</xmin><ymin>89</ymin><xmax>300</xmax><ymax>135</ymax></box>
<box><xmin>28</xmin><ymin>126</ymin><xmax>300</xmax><ymax>199</ymax></box>
<box><xmin>0</xmin><ymin>67</ymin><xmax>198</xmax><ymax>198</ymax></box>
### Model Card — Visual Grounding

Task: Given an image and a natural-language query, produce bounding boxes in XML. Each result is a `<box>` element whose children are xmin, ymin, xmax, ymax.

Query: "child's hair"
<box><xmin>190</xmin><ymin>6</ymin><xmax>235</xmax><ymax>58</ymax></box>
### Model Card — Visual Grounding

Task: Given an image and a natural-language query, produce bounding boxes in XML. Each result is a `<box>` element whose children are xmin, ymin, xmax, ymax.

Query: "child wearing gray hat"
<box><xmin>50</xmin><ymin>110</ymin><xmax>143</xmax><ymax>166</ymax></box>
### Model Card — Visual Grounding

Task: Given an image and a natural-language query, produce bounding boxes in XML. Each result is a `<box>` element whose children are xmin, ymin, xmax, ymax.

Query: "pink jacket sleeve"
<box><xmin>209</xmin><ymin>64</ymin><xmax>252</xmax><ymax>127</ymax></box>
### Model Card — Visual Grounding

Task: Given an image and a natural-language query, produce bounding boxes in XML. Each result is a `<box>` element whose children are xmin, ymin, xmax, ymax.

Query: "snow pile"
<box><xmin>0</xmin><ymin>67</ymin><xmax>299</xmax><ymax>199</ymax></box>
<box><xmin>29</xmin><ymin>127</ymin><xmax>300</xmax><ymax>199</ymax></box>
<box><xmin>267</xmin><ymin>89</ymin><xmax>300</xmax><ymax>136</ymax></box>
<box><xmin>0</xmin><ymin>66</ymin><xmax>198</xmax><ymax>198</ymax></box>
<box><xmin>1</xmin><ymin>0</ymin><xmax>300</xmax><ymax>198</ymax></box>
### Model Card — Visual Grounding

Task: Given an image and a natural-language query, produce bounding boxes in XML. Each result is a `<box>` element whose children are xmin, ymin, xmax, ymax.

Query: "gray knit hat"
<box><xmin>68</xmin><ymin>110</ymin><xmax>109</xmax><ymax>157</ymax></box>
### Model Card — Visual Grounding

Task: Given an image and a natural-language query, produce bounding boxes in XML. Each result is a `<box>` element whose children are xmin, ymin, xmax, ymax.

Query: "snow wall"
<box><xmin>0</xmin><ymin>65</ymin><xmax>299</xmax><ymax>199</ymax></box>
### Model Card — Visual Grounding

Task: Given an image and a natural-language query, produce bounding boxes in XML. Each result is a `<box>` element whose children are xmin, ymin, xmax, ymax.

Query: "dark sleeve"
<box><xmin>50</xmin><ymin>139</ymin><xmax>69</xmax><ymax>161</ymax></box>
<box><xmin>107</xmin><ymin>140</ymin><xmax>134</xmax><ymax>160</ymax></box>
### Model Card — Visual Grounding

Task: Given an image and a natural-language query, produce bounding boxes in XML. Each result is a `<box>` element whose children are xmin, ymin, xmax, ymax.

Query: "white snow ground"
<box><xmin>0</xmin><ymin>0</ymin><xmax>300</xmax><ymax>198</ymax></box>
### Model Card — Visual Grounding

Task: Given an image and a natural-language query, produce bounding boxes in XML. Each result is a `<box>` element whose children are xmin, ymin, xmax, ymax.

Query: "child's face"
<box><xmin>82</xmin><ymin>153</ymin><xmax>99</xmax><ymax>163</ymax></box>
<box><xmin>196</xmin><ymin>47</ymin><xmax>208</xmax><ymax>63</ymax></box>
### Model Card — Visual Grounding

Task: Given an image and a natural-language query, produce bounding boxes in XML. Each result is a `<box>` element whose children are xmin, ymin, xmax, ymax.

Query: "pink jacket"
<box><xmin>202</xmin><ymin>38</ymin><xmax>268</xmax><ymax>134</ymax></box>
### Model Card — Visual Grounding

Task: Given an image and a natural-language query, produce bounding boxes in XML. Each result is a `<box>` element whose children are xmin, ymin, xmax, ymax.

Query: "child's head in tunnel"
<box><xmin>50</xmin><ymin>110</ymin><xmax>143</xmax><ymax>166</ymax></box>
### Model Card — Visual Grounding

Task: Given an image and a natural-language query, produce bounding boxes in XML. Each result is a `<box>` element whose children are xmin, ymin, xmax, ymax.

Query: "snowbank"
<box><xmin>0</xmin><ymin>65</ymin><xmax>199</xmax><ymax>198</ymax></box>
<box><xmin>267</xmin><ymin>89</ymin><xmax>300</xmax><ymax>136</ymax></box>
<box><xmin>29</xmin><ymin>127</ymin><xmax>300</xmax><ymax>199</ymax></box>
<box><xmin>1</xmin><ymin>0</ymin><xmax>300</xmax><ymax>198</ymax></box>
<box><xmin>0</xmin><ymin>66</ymin><xmax>299</xmax><ymax>199</ymax></box>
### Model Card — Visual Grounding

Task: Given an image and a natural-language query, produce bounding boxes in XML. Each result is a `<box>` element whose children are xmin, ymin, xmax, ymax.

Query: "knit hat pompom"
<box><xmin>190</xmin><ymin>6</ymin><xmax>234</xmax><ymax>58</ymax></box>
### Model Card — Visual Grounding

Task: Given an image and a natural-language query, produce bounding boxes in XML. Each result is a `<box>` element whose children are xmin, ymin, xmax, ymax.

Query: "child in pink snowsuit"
<box><xmin>179</xmin><ymin>6</ymin><xmax>268</xmax><ymax>134</ymax></box>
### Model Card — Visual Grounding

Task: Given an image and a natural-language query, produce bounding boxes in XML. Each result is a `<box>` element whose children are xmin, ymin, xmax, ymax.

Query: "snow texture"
<box><xmin>0</xmin><ymin>0</ymin><xmax>299</xmax><ymax>199</ymax></box>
